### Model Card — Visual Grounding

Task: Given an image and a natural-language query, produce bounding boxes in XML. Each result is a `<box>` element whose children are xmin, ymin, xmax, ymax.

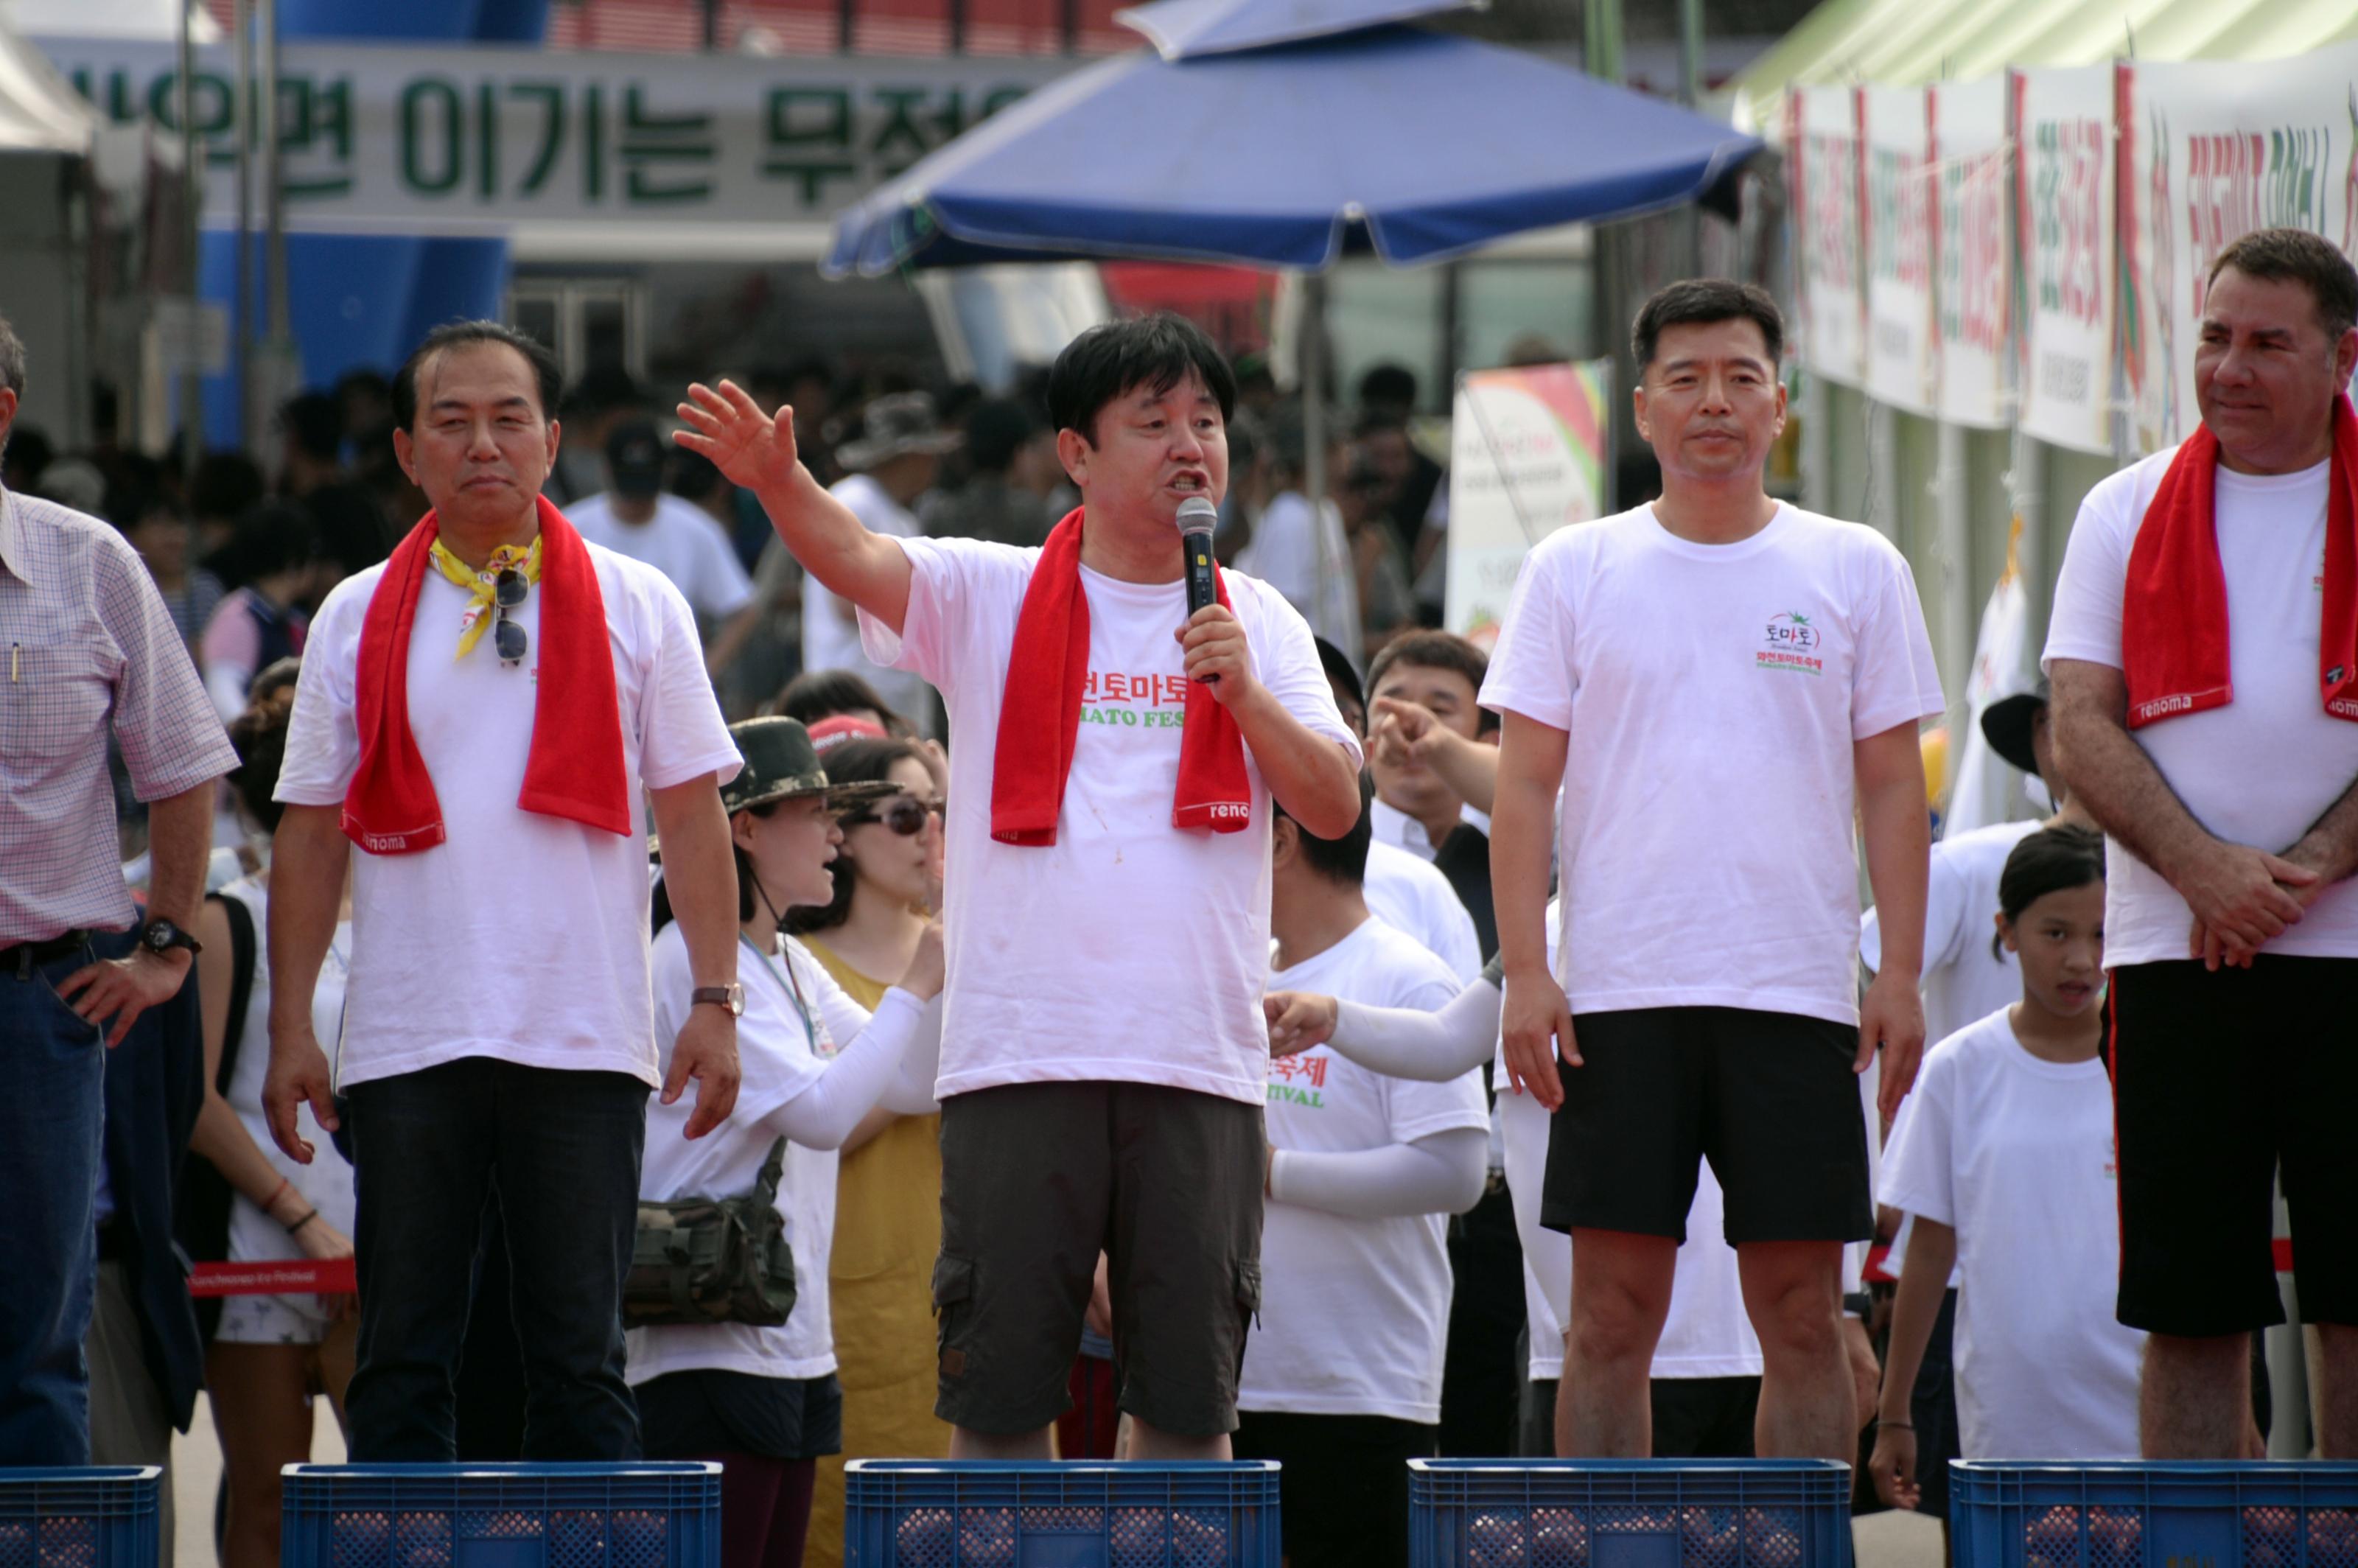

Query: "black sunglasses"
<box><xmin>494</xmin><ymin>569</ymin><xmax>528</xmax><ymax>666</ymax></box>
<box><xmin>839</xmin><ymin>795</ymin><xmax>942</xmax><ymax>836</ymax></box>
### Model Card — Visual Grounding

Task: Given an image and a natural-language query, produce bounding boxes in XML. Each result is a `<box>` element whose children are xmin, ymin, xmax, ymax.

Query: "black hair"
<box><xmin>304</xmin><ymin>483</ymin><xmax>396</xmax><ymax>577</ymax></box>
<box><xmin>777</xmin><ymin>668</ymin><xmax>912</xmax><ymax>736</ymax></box>
<box><xmin>226</xmin><ymin>680</ymin><xmax>298</xmax><ymax>832</ymax></box>
<box><xmin>392</xmin><ymin>321</ymin><xmax>564</xmax><ymax>434</ymax></box>
<box><xmin>2</xmin><ymin>424</ymin><xmax>52</xmax><ymax>490</ymax></box>
<box><xmin>1366</xmin><ymin>630</ymin><xmax>1498</xmax><ymax>735</ymax></box>
<box><xmin>1276</xmin><ymin>772</ymin><xmax>1374</xmax><ymax>886</ymax></box>
<box><xmin>279</xmin><ymin>391</ymin><xmax>345</xmax><ymax>463</ymax></box>
<box><xmin>1631</xmin><ymin>279</ymin><xmax>1786</xmax><ymax>374</ymax></box>
<box><xmin>727</xmin><ymin>799</ymin><xmax>786</xmax><ymax>925</ymax></box>
<box><xmin>1357</xmin><ymin>363</ymin><xmax>1419</xmax><ymax>412</ymax></box>
<box><xmin>564</xmin><ymin>359</ymin><xmax>648</xmax><ymax>416</ymax></box>
<box><xmin>189</xmin><ymin>449</ymin><xmax>265</xmax><ymax>522</ymax></box>
<box><xmin>668</xmin><ymin>444</ymin><xmax>726</xmax><ymax>500</ymax></box>
<box><xmin>1991</xmin><ymin>823</ymin><xmax>2106</xmax><ymax>960</ymax></box>
<box><xmin>1313</xmin><ymin>634</ymin><xmax>1365</xmax><ymax>732</ymax></box>
<box><xmin>334</xmin><ymin>367</ymin><xmax>391</xmax><ymax>407</ymax></box>
<box><xmin>1046</xmin><ymin>312</ymin><xmax>1236</xmax><ymax>448</ymax></box>
<box><xmin>965</xmin><ymin>398</ymin><xmax>1040</xmax><ymax>475</ymax></box>
<box><xmin>215</xmin><ymin>500</ymin><xmax>317</xmax><ymax>585</ymax></box>
<box><xmin>104</xmin><ymin>483</ymin><xmax>175</xmax><ymax>533</ymax></box>
<box><xmin>2208</xmin><ymin>228</ymin><xmax>2358</xmax><ymax>342</ymax></box>
<box><xmin>783</xmin><ymin>737</ymin><xmax>921</xmax><ymax>937</ymax></box>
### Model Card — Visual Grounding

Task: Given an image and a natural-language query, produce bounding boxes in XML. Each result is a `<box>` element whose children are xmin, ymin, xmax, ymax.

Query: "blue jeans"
<box><xmin>344</xmin><ymin>1056</ymin><xmax>648</xmax><ymax>1460</ymax></box>
<box><xmin>0</xmin><ymin>936</ymin><xmax>107</xmax><ymax>1462</ymax></box>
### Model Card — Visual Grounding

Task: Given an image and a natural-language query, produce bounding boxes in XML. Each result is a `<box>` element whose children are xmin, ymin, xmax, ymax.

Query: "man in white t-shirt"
<box><xmin>2045</xmin><ymin>228</ymin><xmax>2358</xmax><ymax>1460</ymax></box>
<box><xmin>1234</xmin><ymin>403</ymin><xmax>1361</xmax><ymax>657</ymax></box>
<box><xmin>1240</xmin><ymin>780</ymin><xmax>1486</xmax><ymax>1568</ymax></box>
<box><xmin>567</xmin><ymin>416</ymin><xmax>756</xmax><ymax>630</ymax></box>
<box><xmin>262</xmin><ymin>321</ymin><xmax>746</xmax><ymax>1461</ymax></box>
<box><xmin>678</xmin><ymin>314</ymin><xmax>1363</xmax><ymax>1460</ymax></box>
<box><xmin>1485</xmin><ymin>279</ymin><xmax>1944</xmax><ymax>1463</ymax></box>
<box><xmin>801</xmin><ymin>393</ymin><xmax>956</xmax><ymax>735</ymax></box>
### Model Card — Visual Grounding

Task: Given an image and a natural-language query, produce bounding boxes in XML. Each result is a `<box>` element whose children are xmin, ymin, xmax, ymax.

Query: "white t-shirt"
<box><xmin>216</xmin><ymin>878</ymin><xmax>357</xmax><ymax>1270</ymax></box>
<box><xmin>1364</xmin><ymin>839</ymin><xmax>1482</xmax><ymax>982</ymax></box>
<box><xmin>568</xmin><ymin>493</ymin><xmax>755</xmax><ymax>623</ymax></box>
<box><xmin>861</xmin><ymin>535</ymin><xmax>1360</xmax><ymax>1104</ymax></box>
<box><xmin>1234</xmin><ymin>490</ymin><xmax>1361</xmax><ymax>658</ymax></box>
<box><xmin>807</xmin><ymin>475</ymin><xmax>938</xmax><ymax>732</ymax></box>
<box><xmin>1498</xmin><ymin>901</ymin><xmax>1763</xmax><ymax>1382</ymax></box>
<box><xmin>1480</xmin><ymin>503</ymin><xmax>1945</xmax><ymax>1026</ymax></box>
<box><xmin>629</xmin><ymin>925</ymin><xmax>874</xmax><ymax>1383</ymax></box>
<box><xmin>275</xmin><ymin>545</ymin><xmax>741</xmax><ymax>1090</ymax></box>
<box><xmin>1242</xmin><ymin>917</ymin><xmax>1486</xmax><ymax>1422</ymax></box>
<box><xmin>2044</xmin><ymin>452</ymin><xmax>2358</xmax><ymax>964</ymax></box>
<box><xmin>1880</xmin><ymin>1007</ymin><xmax>2143</xmax><ymax>1460</ymax></box>
<box><xmin>1862</xmin><ymin>818</ymin><xmax>2040</xmax><ymax>1046</ymax></box>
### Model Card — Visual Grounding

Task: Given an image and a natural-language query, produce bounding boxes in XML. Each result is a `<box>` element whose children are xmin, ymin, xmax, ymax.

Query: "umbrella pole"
<box><xmin>1303</xmin><ymin>271</ymin><xmax>1328</xmax><ymax>514</ymax></box>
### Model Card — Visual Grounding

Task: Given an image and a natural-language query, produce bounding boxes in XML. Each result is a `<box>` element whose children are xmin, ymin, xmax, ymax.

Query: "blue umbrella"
<box><xmin>824</xmin><ymin>25</ymin><xmax>1763</xmax><ymax>277</ymax></box>
<box><xmin>1116</xmin><ymin>0</ymin><xmax>1486</xmax><ymax>60</ymax></box>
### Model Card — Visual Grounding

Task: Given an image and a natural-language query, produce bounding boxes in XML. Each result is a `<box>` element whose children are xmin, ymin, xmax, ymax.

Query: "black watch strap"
<box><xmin>141</xmin><ymin>918</ymin><xmax>202</xmax><ymax>958</ymax></box>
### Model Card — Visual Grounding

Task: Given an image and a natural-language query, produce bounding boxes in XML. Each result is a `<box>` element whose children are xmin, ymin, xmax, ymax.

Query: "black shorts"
<box><xmin>2111</xmin><ymin>957</ymin><xmax>2358</xmax><ymax>1337</ymax></box>
<box><xmin>1539</xmin><ymin>1007</ymin><xmax>1871</xmax><ymax>1244</ymax></box>
<box><xmin>933</xmin><ymin>1079</ymin><xmax>1264</xmax><ymax>1438</ymax></box>
<box><xmin>1231</xmin><ymin>1410</ymin><xmax>1435</xmax><ymax>1568</ymax></box>
<box><xmin>634</xmin><ymin>1370</ymin><xmax>842</xmax><ymax>1461</ymax></box>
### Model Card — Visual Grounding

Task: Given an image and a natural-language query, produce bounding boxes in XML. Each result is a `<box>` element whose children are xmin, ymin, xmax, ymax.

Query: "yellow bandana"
<box><xmin>429</xmin><ymin>536</ymin><xmax>542</xmax><ymax>658</ymax></box>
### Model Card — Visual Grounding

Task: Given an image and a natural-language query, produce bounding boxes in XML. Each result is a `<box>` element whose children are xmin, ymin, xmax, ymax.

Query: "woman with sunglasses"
<box><xmin>785</xmin><ymin>736</ymin><xmax>950</xmax><ymax>1568</ymax></box>
<box><xmin>636</xmin><ymin>717</ymin><xmax>944</xmax><ymax>1568</ymax></box>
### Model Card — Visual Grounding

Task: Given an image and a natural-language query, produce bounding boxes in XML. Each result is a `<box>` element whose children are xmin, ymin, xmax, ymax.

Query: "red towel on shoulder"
<box><xmin>990</xmin><ymin>507</ymin><xmax>1252</xmax><ymax>846</ymax></box>
<box><xmin>342</xmin><ymin>494</ymin><xmax>631</xmax><ymax>855</ymax></box>
<box><xmin>2123</xmin><ymin>393</ymin><xmax>2358</xmax><ymax>729</ymax></box>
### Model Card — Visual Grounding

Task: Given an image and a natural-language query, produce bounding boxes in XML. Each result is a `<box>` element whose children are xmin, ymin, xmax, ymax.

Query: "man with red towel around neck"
<box><xmin>680</xmin><ymin>314</ymin><xmax>1362</xmax><ymax>1460</ymax></box>
<box><xmin>2048</xmin><ymin>228</ymin><xmax>2358</xmax><ymax>1460</ymax></box>
<box><xmin>262</xmin><ymin>321</ymin><xmax>746</xmax><ymax>1461</ymax></box>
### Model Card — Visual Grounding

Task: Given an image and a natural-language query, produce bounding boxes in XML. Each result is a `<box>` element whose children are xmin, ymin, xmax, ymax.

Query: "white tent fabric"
<box><xmin>5</xmin><ymin>0</ymin><xmax>219</xmax><ymax>43</ymax></box>
<box><xmin>0</xmin><ymin>15</ymin><xmax>96</xmax><ymax>153</ymax></box>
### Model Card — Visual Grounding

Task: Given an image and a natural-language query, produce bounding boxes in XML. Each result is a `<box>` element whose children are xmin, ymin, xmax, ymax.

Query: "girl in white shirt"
<box><xmin>1871</xmin><ymin>825</ymin><xmax>2141</xmax><ymax>1514</ymax></box>
<box><xmin>634</xmin><ymin>717</ymin><xmax>945</xmax><ymax>1568</ymax></box>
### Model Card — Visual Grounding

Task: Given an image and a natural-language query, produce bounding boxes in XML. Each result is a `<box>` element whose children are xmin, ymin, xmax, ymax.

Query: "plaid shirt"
<box><xmin>0</xmin><ymin>489</ymin><xmax>237</xmax><ymax>944</ymax></box>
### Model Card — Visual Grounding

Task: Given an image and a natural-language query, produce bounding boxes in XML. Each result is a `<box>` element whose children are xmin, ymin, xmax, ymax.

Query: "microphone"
<box><xmin>1178</xmin><ymin>495</ymin><xmax>1220</xmax><ymax>620</ymax></box>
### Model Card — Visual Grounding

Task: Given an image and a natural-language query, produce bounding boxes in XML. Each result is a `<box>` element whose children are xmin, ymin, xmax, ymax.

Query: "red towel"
<box><xmin>342</xmin><ymin>494</ymin><xmax>631</xmax><ymax>855</ymax></box>
<box><xmin>990</xmin><ymin>508</ymin><xmax>1253</xmax><ymax>847</ymax></box>
<box><xmin>2124</xmin><ymin>393</ymin><xmax>2358</xmax><ymax>729</ymax></box>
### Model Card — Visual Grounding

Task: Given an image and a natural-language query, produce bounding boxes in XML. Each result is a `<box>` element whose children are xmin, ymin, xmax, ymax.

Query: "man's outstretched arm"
<box><xmin>676</xmin><ymin>379</ymin><xmax>914</xmax><ymax>636</ymax></box>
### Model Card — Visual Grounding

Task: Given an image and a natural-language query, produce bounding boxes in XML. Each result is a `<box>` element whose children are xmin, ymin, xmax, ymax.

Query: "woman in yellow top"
<box><xmin>789</xmin><ymin>735</ymin><xmax>951</xmax><ymax>1568</ymax></box>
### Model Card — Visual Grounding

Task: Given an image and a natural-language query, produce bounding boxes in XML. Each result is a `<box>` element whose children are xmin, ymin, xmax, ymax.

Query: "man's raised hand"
<box><xmin>1264</xmin><ymin>990</ymin><xmax>1339</xmax><ymax>1057</ymax></box>
<box><xmin>675</xmin><ymin>380</ymin><xmax>800</xmax><ymax>494</ymax></box>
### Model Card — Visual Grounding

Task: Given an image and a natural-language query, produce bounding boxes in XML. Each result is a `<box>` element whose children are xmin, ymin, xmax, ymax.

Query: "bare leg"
<box><xmin>2140</xmin><ymin>1334</ymin><xmax>2247</xmax><ymax>1457</ymax></box>
<box><xmin>950</xmin><ymin>1424</ymin><xmax>1056</xmax><ymax>1460</ymax></box>
<box><xmin>2317</xmin><ymin>1324</ymin><xmax>2358</xmax><ymax>1458</ymax></box>
<box><xmin>209</xmin><ymin>1342</ymin><xmax>318</xmax><ymax>1568</ymax></box>
<box><xmin>1558</xmin><ymin>1229</ymin><xmax>1676</xmax><ymax>1457</ymax></box>
<box><xmin>1127</xmin><ymin>1417</ymin><xmax>1231</xmax><ymax>1460</ymax></box>
<box><xmin>1738</xmin><ymin>1241</ymin><xmax>1851</xmax><ymax>1462</ymax></box>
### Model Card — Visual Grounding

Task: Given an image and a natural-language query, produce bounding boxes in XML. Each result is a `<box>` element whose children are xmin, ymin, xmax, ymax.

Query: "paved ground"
<box><xmin>163</xmin><ymin>1406</ymin><xmax>1946</xmax><ymax>1568</ymax></box>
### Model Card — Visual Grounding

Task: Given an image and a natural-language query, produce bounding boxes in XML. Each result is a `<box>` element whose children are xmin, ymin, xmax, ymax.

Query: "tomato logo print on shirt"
<box><xmin>1757</xmin><ymin>611</ymin><xmax>1825</xmax><ymax>676</ymax></box>
<box><xmin>1081</xmin><ymin>670</ymin><xmax>1194</xmax><ymax>731</ymax></box>
<box><xmin>1267</xmin><ymin>1051</ymin><xmax>1329</xmax><ymax>1108</ymax></box>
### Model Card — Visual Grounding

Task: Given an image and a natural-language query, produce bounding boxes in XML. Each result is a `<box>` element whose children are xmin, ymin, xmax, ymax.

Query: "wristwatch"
<box><xmin>690</xmin><ymin>983</ymin><xmax>745</xmax><ymax>1018</ymax></box>
<box><xmin>140</xmin><ymin>917</ymin><xmax>202</xmax><ymax>959</ymax></box>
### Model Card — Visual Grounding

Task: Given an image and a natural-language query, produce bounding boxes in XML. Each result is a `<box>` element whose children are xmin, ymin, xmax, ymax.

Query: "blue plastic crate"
<box><xmin>0</xmin><ymin>1467</ymin><xmax>159</xmax><ymax>1568</ymax></box>
<box><xmin>1953</xmin><ymin>1462</ymin><xmax>2358</xmax><ymax>1568</ymax></box>
<box><xmin>843</xmin><ymin>1460</ymin><xmax>1281</xmax><ymax>1568</ymax></box>
<box><xmin>1407</xmin><ymin>1460</ymin><xmax>1856</xmax><ymax>1568</ymax></box>
<box><xmin>279</xmin><ymin>1464</ymin><xmax>720</xmax><ymax>1568</ymax></box>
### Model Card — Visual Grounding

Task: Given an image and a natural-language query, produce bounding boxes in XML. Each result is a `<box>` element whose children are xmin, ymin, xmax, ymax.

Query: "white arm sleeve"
<box><xmin>756</xmin><ymin>988</ymin><xmax>927</xmax><ymax>1151</ymax></box>
<box><xmin>1267</xmin><ymin>1127</ymin><xmax>1489</xmax><ymax>1219</ymax></box>
<box><xmin>1326</xmin><ymin>980</ymin><xmax>1503</xmax><ymax>1081</ymax></box>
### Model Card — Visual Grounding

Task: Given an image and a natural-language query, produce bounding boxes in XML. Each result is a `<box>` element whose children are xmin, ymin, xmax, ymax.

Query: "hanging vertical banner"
<box><xmin>2119</xmin><ymin>45</ymin><xmax>2358</xmax><ymax>455</ymax></box>
<box><xmin>2013</xmin><ymin>64</ymin><xmax>2116</xmax><ymax>456</ymax></box>
<box><xmin>1863</xmin><ymin>84</ymin><xmax>1936</xmax><ymax>416</ymax></box>
<box><xmin>1928</xmin><ymin>74</ymin><xmax>2011</xmax><ymax>430</ymax></box>
<box><xmin>1794</xmin><ymin>85</ymin><xmax>1867</xmax><ymax>387</ymax></box>
<box><xmin>1445</xmin><ymin>360</ymin><xmax>1611</xmax><ymax>648</ymax></box>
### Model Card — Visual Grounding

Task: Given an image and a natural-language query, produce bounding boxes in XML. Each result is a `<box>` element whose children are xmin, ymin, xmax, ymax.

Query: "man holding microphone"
<box><xmin>679</xmin><ymin>314</ymin><xmax>1361</xmax><ymax>1459</ymax></box>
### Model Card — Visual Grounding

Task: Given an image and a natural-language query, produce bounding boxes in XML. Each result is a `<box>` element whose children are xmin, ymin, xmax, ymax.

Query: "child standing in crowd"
<box><xmin>786</xmin><ymin>735</ymin><xmax>953</xmax><ymax>1568</ymax></box>
<box><xmin>1238</xmin><ymin>785</ymin><xmax>1489</xmax><ymax>1568</ymax></box>
<box><xmin>1871</xmin><ymin>825</ymin><xmax>2141</xmax><ymax>1516</ymax></box>
<box><xmin>636</xmin><ymin>718</ymin><xmax>945</xmax><ymax>1568</ymax></box>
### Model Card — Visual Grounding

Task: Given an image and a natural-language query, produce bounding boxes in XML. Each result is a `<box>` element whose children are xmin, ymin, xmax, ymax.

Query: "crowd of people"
<box><xmin>1</xmin><ymin>223</ymin><xmax>2353</xmax><ymax>1568</ymax></box>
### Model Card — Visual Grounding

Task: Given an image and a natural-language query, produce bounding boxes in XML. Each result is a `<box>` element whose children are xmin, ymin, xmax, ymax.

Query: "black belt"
<box><xmin>4</xmin><ymin>930</ymin><xmax>88</xmax><ymax>976</ymax></box>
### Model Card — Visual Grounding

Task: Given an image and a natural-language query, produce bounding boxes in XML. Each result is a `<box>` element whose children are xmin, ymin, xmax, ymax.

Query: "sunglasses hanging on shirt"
<box><xmin>494</xmin><ymin>568</ymin><xmax>528</xmax><ymax>667</ymax></box>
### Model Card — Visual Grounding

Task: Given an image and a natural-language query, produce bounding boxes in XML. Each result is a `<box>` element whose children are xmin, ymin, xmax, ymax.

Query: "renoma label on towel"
<box><xmin>38</xmin><ymin>35</ymin><xmax>1067</xmax><ymax>233</ymax></box>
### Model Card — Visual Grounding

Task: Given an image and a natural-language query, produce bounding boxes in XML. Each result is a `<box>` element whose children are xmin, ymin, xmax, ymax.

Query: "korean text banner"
<box><xmin>1445</xmin><ymin>360</ymin><xmax>1610</xmax><ymax>648</ymax></box>
<box><xmin>2120</xmin><ymin>43</ymin><xmax>2358</xmax><ymax>455</ymax></box>
<box><xmin>2013</xmin><ymin>64</ymin><xmax>2116</xmax><ymax>456</ymax></box>
<box><xmin>43</xmin><ymin>37</ymin><xmax>1064</xmax><ymax>234</ymax></box>
<box><xmin>1793</xmin><ymin>85</ymin><xmax>1866</xmax><ymax>386</ymax></box>
<box><xmin>1928</xmin><ymin>74</ymin><xmax>2009</xmax><ymax>430</ymax></box>
<box><xmin>1863</xmin><ymin>84</ymin><xmax>1934</xmax><ymax>416</ymax></box>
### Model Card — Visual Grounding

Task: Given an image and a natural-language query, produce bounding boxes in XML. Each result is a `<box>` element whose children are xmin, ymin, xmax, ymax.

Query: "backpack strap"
<box><xmin>208</xmin><ymin>890</ymin><xmax>259</xmax><ymax>1096</ymax></box>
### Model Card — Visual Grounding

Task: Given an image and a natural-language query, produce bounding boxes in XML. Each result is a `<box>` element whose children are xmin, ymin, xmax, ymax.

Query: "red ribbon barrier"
<box><xmin>189</xmin><ymin>1259</ymin><xmax>357</xmax><ymax>1297</ymax></box>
